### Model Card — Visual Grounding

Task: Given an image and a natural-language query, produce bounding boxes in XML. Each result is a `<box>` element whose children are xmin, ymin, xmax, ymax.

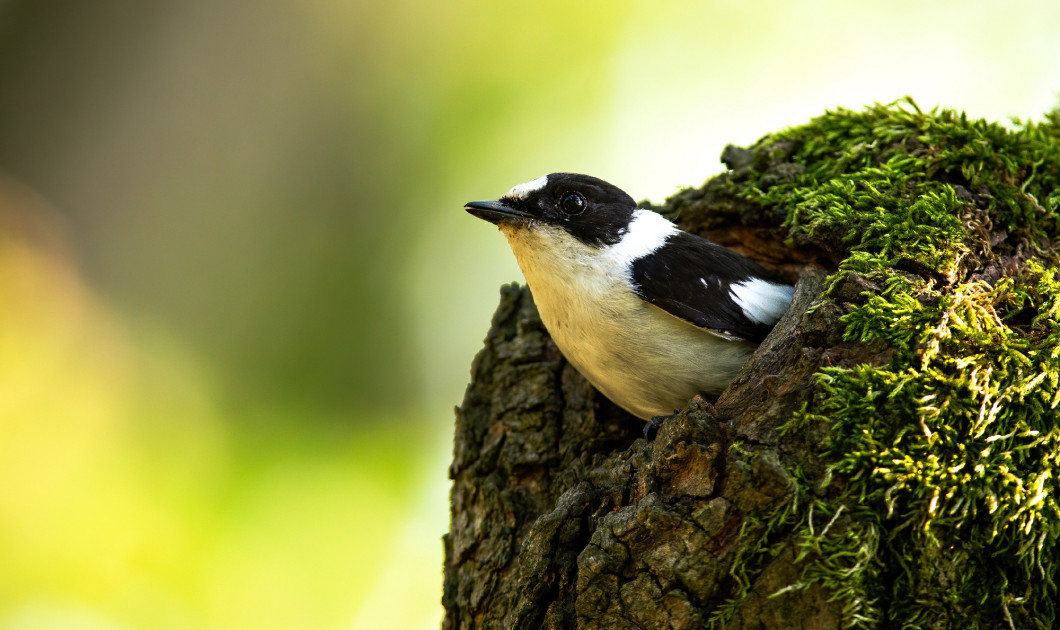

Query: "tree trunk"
<box><xmin>444</xmin><ymin>101</ymin><xmax>1060</xmax><ymax>629</ymax></box>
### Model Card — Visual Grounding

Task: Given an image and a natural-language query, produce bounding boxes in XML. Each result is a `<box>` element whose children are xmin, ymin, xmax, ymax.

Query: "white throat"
<box><xmin>499</xmin><ymin>209</ymin><xmax>677</xmax><ymax>294</ymax></box>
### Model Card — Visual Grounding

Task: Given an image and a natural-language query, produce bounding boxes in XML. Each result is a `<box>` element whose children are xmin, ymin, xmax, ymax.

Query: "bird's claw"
<box><xmin>642</xmin><ymin>409</ymin><xmax>681</xmax><ymax>441</ymax></box>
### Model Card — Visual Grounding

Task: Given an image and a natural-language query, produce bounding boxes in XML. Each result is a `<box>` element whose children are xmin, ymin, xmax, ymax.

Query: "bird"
<box><xmin>465</xmin><ymin>172</ymin><xmax>793</xmax><ymax>426</ymax></box>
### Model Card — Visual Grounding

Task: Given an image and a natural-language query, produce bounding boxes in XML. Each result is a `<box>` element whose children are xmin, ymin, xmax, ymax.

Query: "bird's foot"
<box><xmin>643</xmin><ymin>409</ymin><xmax>681</xmax><ymax>441</ymax></box>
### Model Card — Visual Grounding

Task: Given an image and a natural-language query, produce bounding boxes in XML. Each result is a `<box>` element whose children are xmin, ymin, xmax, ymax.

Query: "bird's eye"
<box><xmin>560</xmin><ymin>192</ymin><xmax>586</xmax><ymax>215</ymax></box>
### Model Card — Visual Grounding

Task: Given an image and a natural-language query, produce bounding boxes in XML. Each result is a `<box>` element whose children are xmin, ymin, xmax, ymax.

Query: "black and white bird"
<box><xmin>466</xmin><ymin>173</ymin><xmax>794</xmax><ymax>422</ymax></box>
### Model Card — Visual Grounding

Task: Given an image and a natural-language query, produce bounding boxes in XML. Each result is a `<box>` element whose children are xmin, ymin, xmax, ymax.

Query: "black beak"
<box><xmin>464</xmin><ymin>200</ymin><xmax>532</xmax><ymax>225</ymax></box>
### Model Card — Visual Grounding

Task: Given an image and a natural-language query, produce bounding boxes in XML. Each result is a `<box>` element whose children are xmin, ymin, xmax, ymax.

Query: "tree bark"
<box><xmin>443</xmin><ymin>102</ymin><xmax>1060</xmax><ymax>628</ymax></box>
<box><xmin>442</xmin><ymin>157</ymin><xmax>853</xmax><ymax>628</ymax></box>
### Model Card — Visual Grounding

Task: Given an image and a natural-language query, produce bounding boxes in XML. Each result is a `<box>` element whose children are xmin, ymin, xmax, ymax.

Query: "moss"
<box><xmin>717</xmin><ymin>99</ymin><xmax>1060</xmax><ymax>628</ymax></box>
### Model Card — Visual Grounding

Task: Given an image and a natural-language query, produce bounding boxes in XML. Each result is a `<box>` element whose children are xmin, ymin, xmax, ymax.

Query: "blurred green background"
<box><xmin>0</xmin><ymin>1</ymin><xmax>1056</xmax><ymax>628</ymax></box>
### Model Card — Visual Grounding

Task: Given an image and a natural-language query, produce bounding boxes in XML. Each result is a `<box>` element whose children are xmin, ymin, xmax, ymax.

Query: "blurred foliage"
<box><xmin>0</xmin><ymin>0</ymin><xmax>632</xmax><ymax>415</ymax></box>
<box><xmin>0</xmin><ymin>182</ymin><xmax>434</xmax><ymax>629</ymax></box>
<box><xmin>0</xmin><ymin>1</ymin><xmax>636</xmax><ymax>627</ymax></box>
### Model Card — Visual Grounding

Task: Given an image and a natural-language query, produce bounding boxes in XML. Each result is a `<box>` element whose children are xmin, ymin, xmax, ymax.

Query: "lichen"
<box><xmin>717</xmin><ymin>98</ymin><xmax>1060</xmax><ymax>628</ymax></box>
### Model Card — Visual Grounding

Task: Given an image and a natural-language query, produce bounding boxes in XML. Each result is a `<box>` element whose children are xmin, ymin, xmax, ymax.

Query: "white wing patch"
<box><xmin>506</xmin><ymin>174</ymin><xmax>549</xmax><ymax>200</ymax></box>
<box><xmin>730</xmin><ymin>278</ymin><xmax>794</xmax><ymax>325</ymax></box>
<box><xmin>605</xmin><ymin>209</ymin><xmax>679</xmax><ymax>265</ymax></box>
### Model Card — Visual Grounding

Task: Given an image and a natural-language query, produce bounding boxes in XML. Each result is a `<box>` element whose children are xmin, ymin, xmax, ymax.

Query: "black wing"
<box><xmin>629</xmin><ymin>231</ymin><xmax>788</xmax><ymax>343</ymax></box>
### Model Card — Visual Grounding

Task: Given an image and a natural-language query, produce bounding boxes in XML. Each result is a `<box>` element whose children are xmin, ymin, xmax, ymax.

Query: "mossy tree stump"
<box><xmin>444</xmin><ymin>100</ymin><xmax>1060</xmax><ymax>629</ymax></box>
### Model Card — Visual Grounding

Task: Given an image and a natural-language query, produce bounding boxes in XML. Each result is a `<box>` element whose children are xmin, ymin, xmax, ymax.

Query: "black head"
<box><xmin>465</xmin><ymin>173</ymin><xmax>638</xmax><ymax>247</ymax></box>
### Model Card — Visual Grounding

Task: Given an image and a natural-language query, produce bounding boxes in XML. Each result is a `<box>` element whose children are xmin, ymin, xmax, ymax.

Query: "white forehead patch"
<box><xmin>505</xmin><ymin>174</ymin><xmax>549</xmax><ymax>200</ymax></box>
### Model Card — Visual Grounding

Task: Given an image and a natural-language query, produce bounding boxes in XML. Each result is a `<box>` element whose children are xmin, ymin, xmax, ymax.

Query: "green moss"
<box><xmin>722</xmin><ymin>99</ymin><xmax>1060</xmax><ymax>628</ymax></box>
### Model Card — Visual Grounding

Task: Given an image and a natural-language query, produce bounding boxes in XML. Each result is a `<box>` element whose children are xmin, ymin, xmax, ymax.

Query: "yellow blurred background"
<box><xmin>0</xmin><ymin>1</ymin><xmax>1056</xmax><ymax>628</ymax></box>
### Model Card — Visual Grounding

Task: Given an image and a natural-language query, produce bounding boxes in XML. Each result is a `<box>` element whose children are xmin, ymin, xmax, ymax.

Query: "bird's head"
<box><xmin>465</xmin><ymin>173</ymin><xmax>638</xmax><ymax>248</ymax></box>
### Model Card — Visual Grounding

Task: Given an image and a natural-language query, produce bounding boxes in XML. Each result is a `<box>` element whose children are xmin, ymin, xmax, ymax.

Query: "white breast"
<box><xmin>500</xmin><ymin>219</ymin><xmax>755</xmax><ymax>420</ymax></box>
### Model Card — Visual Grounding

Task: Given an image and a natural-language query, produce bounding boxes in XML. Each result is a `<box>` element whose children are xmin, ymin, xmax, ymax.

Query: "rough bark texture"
<box><xmin>443</xmin><ymin>166</ymin><xmax>844</xmax><ymax>629</ymax></box>
<box><xmin>443</xmin><ymin>271</ymin><xmax>844</xmax><ymax>628</ymax></box>
<box><xmin>444</xmin><ymin>102</ymin><xmax>1060</xmax><ymax>629</ymax></box>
